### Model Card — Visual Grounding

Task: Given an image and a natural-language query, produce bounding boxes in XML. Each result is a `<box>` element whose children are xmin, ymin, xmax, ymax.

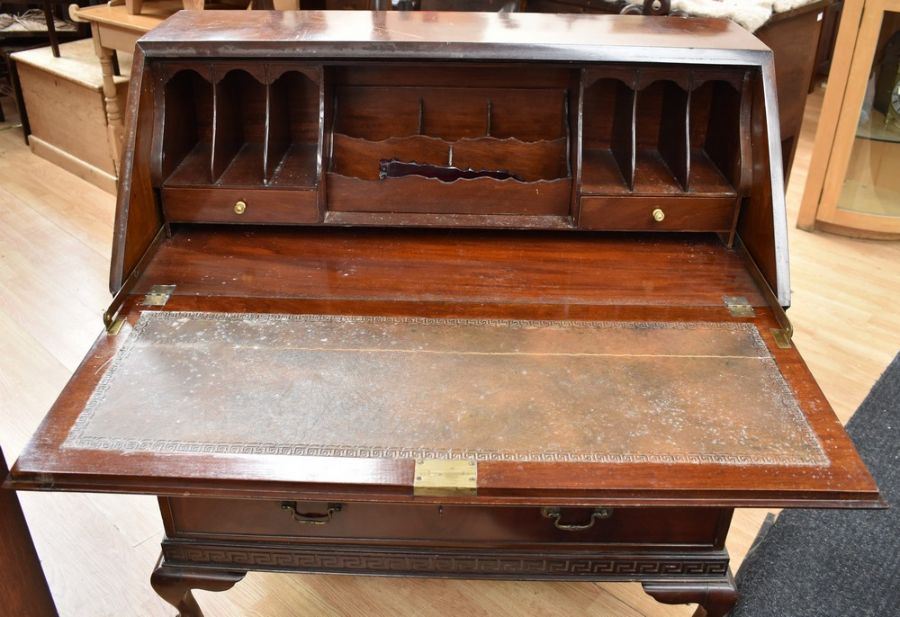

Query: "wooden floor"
<box><xmin>1</xmin><ymin>87</ymin><xmax>898</xmax><ymax>616</ymax></box>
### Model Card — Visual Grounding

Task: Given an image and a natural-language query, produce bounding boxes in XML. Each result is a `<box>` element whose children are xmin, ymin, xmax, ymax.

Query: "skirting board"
<box><xmin>29</xmin><ymin>136</ymin><xmax>117</xmax><ymax>194</ymax></box>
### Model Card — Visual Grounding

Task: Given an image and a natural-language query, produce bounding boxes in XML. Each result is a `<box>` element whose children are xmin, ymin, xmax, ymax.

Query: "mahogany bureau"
<box><xmin>7</xmin><ymin>11</ymin><xmax>881</xmax><ymax>617</ymax></box>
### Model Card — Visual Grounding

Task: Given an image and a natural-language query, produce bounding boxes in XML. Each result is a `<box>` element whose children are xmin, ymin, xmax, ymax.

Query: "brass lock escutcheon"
<box><xmin>234</xmin><ymin>200</ymin><xmax>247</xmax><ymax>215</ymax></box>
<box><xmin>651</xmin><ymin>208</ymin><xmax>665</xmax><ymax>222</ymax></box>
<box><xmin>541</xmin><ymin>507</ymin><xmax>613</xmax><ymax>531</ymax></box>
<box><xmin>280</xmin><ymin>501</ymin><xmax>343</xmax><ymax>525</ymax></box>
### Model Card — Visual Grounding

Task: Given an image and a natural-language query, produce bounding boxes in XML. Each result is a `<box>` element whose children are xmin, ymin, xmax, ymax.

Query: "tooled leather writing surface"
<box><xmin>64</xmin><ymin>311</ymin><xmax>826</xmax><ymax>467</ymax></box>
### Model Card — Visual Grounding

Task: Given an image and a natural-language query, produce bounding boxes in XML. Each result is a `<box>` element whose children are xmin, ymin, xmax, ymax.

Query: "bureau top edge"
<box><xmin>137</xmin><ymin>10</ymin><xmax>773</xmax><ymax>63</ymax></box>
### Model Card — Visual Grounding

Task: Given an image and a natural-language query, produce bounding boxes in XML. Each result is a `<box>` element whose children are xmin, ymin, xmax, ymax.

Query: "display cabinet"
<box><xmin>798</xmin><ymin>0</ymin><xmax>900</xmax><ymax>238</ymax></box>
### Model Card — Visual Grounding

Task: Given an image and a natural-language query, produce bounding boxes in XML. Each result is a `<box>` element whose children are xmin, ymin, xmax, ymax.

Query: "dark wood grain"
<box><xmin>265</xmin><ymin>69</ymin><xmax>320</xmax><ymax>184</ymax></box>
<box><xmin>162</xmin><ymin>188</ymin><xmax>320</xmax><ymax>224</ymax></box>
<box><xmin>17</xmin><ymin>12</ymin><xmax>876</xmax><ymax>616</ymax></box>
<box><xmin>692</xmin><ymin>78</ymin><xmax>746</xmax><ymax>192</ymax></box>
<box><xmin>264</xmin><ymin>78</ymin><xmax>290</xmax><ymax>183</ymax></box>
<box><xmin>658</xmin><ymin>81</ymin><xmax>690</xmax><ymax>190</ymax></box>
<box><xmin>635</xmin><ymin>82</ymin><xmax>682</xmax><ymax>194</ymax></box>
<box><xmin>135</xmin><ymin>227</ymin><xmax>765</xmax><ymax>306</ymax></box>
<box><xmin>138</xmin><ymin>12</ymin><xmax>771</xmax><ymax>60</ymax></box>
<box><xmin>579</xmin><ymin>196</ymin><xmax>735</xmax><ymax>231</ymax></box>
<box><xmin>331</xmin><ymin>134</ymin><xmax>450</xmax><ymax>180</ymax></box>
<box><xmin>644</xmin><ymin>571</ymin><xmax>738</xmax><ymax>617</ymax></box>
<box><xmin>9</xmin><ymin>293</ymin><xmax>879</xmax><ymax>507</ymax></box>
<box><xmin>157</xmin><ymin>70</ymin><xmax>213</xmax><ymax>184</ymax></box>
<box><xmin>326</xmin><ymin>173</ymin><xmax>572</xmax><ymax>216</ymax></box>
<box><xmin>210</xmin><ymin>74</ymin><xmax>244</xmax><ymax>183</ymax></box>
<box><xmin>109</xmin><ymin>47</ymin><xmax>164</xmax><ymax>294</ymax></box>
<box><xmin>580</xmin><ymin>69</ymin><xmax>639</xmax><ymax>193</ymax></box>
<box><xmin>0</xmin><ymin>447</ymin><xmax>58</xmax><ymax>617</ymax></box>
<box><xmin>125</xmin><ymin>15</ymin><xmax>787</xmax><ymax>302</ymax></box>
<box><xmin>166</xmin><ymin>499</ymin><xmax>730</xmax><ymax>548</ymax></box>
<box><xmin>738</xmin><ymin>73</ymin><xmax>778</xmax><ymax>300</ymax></box>
<box><xmin>151</xmin><ymin>557</ymin><xmax>243</xmax><ymax>617</ymax></box>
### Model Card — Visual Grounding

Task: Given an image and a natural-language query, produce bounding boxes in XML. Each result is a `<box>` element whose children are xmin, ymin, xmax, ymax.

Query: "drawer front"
<box><xmin>165</xmin><ymin>498</ymin><xmax>726</xmax><ymax>549</ymax></box>
<box><xmin>579</xmin><ymin>196</ymin><xmax>736</xmax><ymax>232</ymax></box>
<box><xmin>162</xmin><ymin>188</ymin><xmax>320</xmax><ymax>224</ymax></box>
<box><xmin>326</xmin><ymin>173</ymin><xmax>572</xmax><ymax>217</ymax></box>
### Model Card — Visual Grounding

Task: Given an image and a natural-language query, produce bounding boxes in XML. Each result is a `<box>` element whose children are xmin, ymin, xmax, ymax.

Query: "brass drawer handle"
<box><xmin>541</xmin><ymin>507</ymin><xmax>613</xmax><ymax>531</ymax></box>
<box><xmin>234</xmin><ymin>200</ymin><xmax>247</xmax><ymax>215</ymax></box>
<box><xmin>651</xmin><ymin>208</ymin><xmax>665</xmax><ymax>222</ymax></box>
<box><xmin>280</xmin><ymin>501</ymin><xmax>342</xmax><ymax>525</ymax></box>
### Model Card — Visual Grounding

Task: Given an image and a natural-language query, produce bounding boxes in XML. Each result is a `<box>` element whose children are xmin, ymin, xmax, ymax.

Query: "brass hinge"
<box><xmin>413</xmin><ymin>459</ymin><xmax>477</xmax><ymax>497</ymax></box>
<box><xmin>106</xmin><ymin>316</ymin><xmax>126</xmax><ymax>335</ymax></box>
<box><xmin>142</xmin><ymin>284</ymin><xmax>176</xmax><ymax>307</ymax></box>
<box><xmin>770</xmin><ymin>328</ymin><xmax>792</xmax><ymax>349</ymax></box>
<box><xmin>723</xmin><ymin>295</ymin><xmax>755</xmax><ymax>318</ymax></box>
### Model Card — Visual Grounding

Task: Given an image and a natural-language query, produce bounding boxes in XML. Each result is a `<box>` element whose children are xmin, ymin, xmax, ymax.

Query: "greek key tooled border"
<box><xmin>162</xmin><ymin>543</ymin><xmax>730</xmax><ymax>579</ymax></box>
<box><xmin>64</xmin><ymin>311</ymin><xmax>828</xmax><ymax>466</ymax></box>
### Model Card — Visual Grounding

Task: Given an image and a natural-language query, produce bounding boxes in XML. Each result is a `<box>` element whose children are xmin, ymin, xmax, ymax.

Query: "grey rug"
<box><xmin>731</xmin><ymin>353</ymin><xmax>900</xmax><ymax>617</ymax></box>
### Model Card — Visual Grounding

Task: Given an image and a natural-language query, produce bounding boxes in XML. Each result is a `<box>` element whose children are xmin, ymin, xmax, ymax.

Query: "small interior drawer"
<box><xmin>165</xmin><ymin>497</ymin><xmax>725</xmax><ymax>549</ymax></box>
<box><xmin>578</xmin><ymin>196</ymin><xmax>737</xmax><ymax>232</ymax></box>
<box><xmin>162</xmin><ymin>187</ymin><xmax>320</xmax><ymax>224</ymax></box>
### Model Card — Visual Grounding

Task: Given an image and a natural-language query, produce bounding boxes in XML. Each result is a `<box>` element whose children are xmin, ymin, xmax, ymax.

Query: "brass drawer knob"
<box><xmin>234</xmin><ymin>200</ymin><xmax>247</xmax><ymax>215</ymax></box>
<box><xmin>652</xmin><ymin>208</ymin><xmax>665</xmax><ymax>222</ymax></box>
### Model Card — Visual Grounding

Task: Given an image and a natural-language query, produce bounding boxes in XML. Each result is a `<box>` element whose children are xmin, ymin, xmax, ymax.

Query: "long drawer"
<box><xmin>164</xmin><ymin>498</ymin><xmax>728</xmax><ymax>549</ymax></box>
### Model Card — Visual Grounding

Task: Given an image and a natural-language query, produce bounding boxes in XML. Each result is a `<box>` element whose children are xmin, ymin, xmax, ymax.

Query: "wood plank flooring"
<box><xmin>0</xmin><ymin>87</ymin><xmax>898</xmax><ymax>616</ymax></box>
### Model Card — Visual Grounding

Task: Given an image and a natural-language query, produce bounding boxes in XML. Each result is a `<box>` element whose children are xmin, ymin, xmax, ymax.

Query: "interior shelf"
<box><xmin>327</xmin><ymin>78</ymin><xmax>574</xmax><ymax>215</ymax></box>
<box><xmin>166</xmin><ymin>142</ymin><xmax>213</xmax><ymax>187</ymax></box>
<box><xmin>581</xmin><ymin>69</ymin><xmax>746</xmax><ymax>199</ymax></box>
<box><xmin>150</xmin><ymin>61</ymin><xmax>751</xmax><ymax>230</ymax></box>
<box><xmin>633</xmin><ymin>149</ymin><xmax>683</xmax><ymax>195</ymax></box>
<box><xmin>689</xmin><ymin>77</ymin><xmax>748</xmax><ymax>195</ymax></box>
<box><xmin>268</xmin><ymin>143</ymin><xmax>319</xmax><ymax>188</ymax></box>
<box><xmin>157</xmin><ymin>64</ymin><xmax>320</xmax><ymax>190</ymax></box>
<box><xmin>158</xmin><ymin>69</ymin><xmax>214</xmax><ymax>185</ymax></box>
<box><xmin>689</xmin><ymin>149</ymin><xmax>738</xmax><ymax>196</ymax></box>
<box><xmin>266</xmin><ymin>69</ymin><xmax>319</xmax><ymax>187</ymax></box>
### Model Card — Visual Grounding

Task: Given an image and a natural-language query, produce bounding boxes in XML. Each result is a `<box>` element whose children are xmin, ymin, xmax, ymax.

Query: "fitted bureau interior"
<box><xmin>327</xmin><ymin>66</ymin><xmax>573</xmax><ymax>216</ymax></box>
<box><xmin>14</xmin><ymin>13</ymin><xmax>883</xmax><ymax>526</ymax></box>
<box><xmin>150</xmin><ymin>62</ymin><xmax>754</xmax><ymax>234</ymax></box>
<box><xmin>580</xmin><ymin>68</ymin><xmax>747</xmax><ymax>196</ymax></box>
<box><xmin>156</xmin><ymin>64</ymin><xmax>320</xmax><ymax>188</ymax></box>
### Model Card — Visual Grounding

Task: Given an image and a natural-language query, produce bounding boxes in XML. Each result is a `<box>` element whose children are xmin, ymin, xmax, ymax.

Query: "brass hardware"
<box><xmin>106</xmin><ymin>318</ymin><xmax>126</xmax><ymax>336</ymax></box>
<box><xmin>280</xmin><ymin>501</ymin><xmax>342</xmax><ymax>525</ymax></box>
<box><xmin>413</xmin><ymin>459</ymin><xmax>477</xmax><ymax>497</ymax></box>
<box><xmin>104</xmin><ymin>227</ymin><xmax>166</xmax><ymax>332</ymax></box>
<box><xmin>541</xmin><ymin>507</ymin><xmax>613</xmax><ymax>531</ymax></box>
<box><xmin>142</xmin><ymin>284</ymin><xmax>176</xmax><ymax>307</ymax></box>
<box><xmin>233</xmin><ymin>200</ymin><xmax>247</xmax><ymax>215</ymax></box>
<box><xmin>771</xmin><ymin>328</ymin><xmax>792</xmax><ymax>349</ymax></box>
<box><xmin>723</xmin><ymin>295</ymin><xmax>755</xmax><ymax>318</ymax></box>
<box><xmin>733</xmin><ymin>236</ymin><xmax>794</xmax><ymax>344</ymax></box>
<box><xmin>651</xmin><ymin>208</ymin><xmax>665</xmax><ymax>222</ymax></box>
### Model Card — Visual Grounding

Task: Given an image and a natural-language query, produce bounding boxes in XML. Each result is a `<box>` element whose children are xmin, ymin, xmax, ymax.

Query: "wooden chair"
<box><xmin>0</xmin><ymin>1</ymin><xmax>69</xmax><ymax>57</ymax></box>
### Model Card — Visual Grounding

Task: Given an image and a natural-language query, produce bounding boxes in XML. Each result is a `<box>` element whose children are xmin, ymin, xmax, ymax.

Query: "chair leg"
<box><xmin>43</xmin><ymin>1</ymin><xmax>60</xmax><ymax>58</ymax></box>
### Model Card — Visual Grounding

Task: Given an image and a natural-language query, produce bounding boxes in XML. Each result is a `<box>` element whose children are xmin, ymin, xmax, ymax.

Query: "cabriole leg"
<box><xmin>642</xmin><ymin>570</ymin><xmax>738</xmax><ymax>617</ymax></box>
<box><xmin>150</xmin><ymin>555</ymin><xmax>245</xmax><ymax>617</ymax></box>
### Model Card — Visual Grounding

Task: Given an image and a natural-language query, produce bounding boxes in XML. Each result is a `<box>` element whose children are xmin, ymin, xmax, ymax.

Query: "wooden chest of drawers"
<box><xmin>7</xmin><ymin>11</ymin><xmax>879</xmax><ymax>617</ymax></box>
